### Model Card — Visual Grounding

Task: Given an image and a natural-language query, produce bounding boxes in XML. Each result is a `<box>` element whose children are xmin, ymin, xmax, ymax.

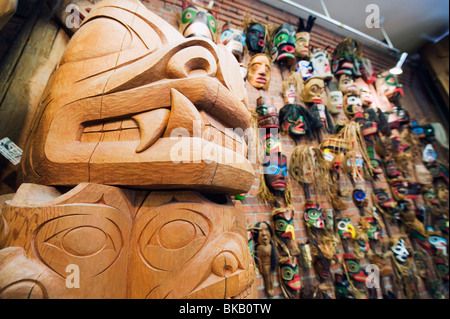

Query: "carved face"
<box><xmin>304</xmin><ymin>203</ymin><xmax>325</xmax><ymax>229</ymax></box>
<box><xmin>180</xmin><ymin>1</ymin><xmax>218</xmax><ymax>40</ymax></box>
<box><xmin>311</xmin><ymin>49</ymin><xmax>332</xmax><ymax>79</ymax></box>
<box><xmin>247</xmin><ymin>54</ymin><xmax>271</xmax><ymax>90</ymax></box>
<box><xmin>436</xmin><ymin>181</ymin><xmax>449</xmax><ymax>205</ymax></box>
<box><xmin>359</xmin><ymin>88</ymin><xmax>374</xmax><ymax>107</ymax></box>
<box><xmin>364</xmin><ymin>217</ymin><xmax>381</xmax><ymax>240</ymax></box>
<box><xmin>429</xmin><ymin>236</ymin><xmax>448</xmax><ymax>256</ymax></box>
<box><xmin>385</xmin><ymin>159</ymin><xmax>401</xmax><ymax>179</ymax></box>
<box><xmin>338</xmin><ymin>74</ymin><xmax>357</xmax><ymax>94</ymax></box>
<box><xmin>313</xmin><ymin>256</ymin><xmax>331</xmax><ymax>281</ymax></box>
<box><xmin>302</xmin><ymin>78</ymin><xmax>325</xmax><ymax>104</ymax></box>
<box><xmin>296</xmin><ymin>60</ymin><xmax>314</xmax><ymax>81</ymax></box>
<box><xmin>328</xmin><ymin>91</ymin><xmax>344</xmax><ymax>114</ymax></box>
<box><xmin>332</xmin><ymin>58</ymin><xmax>354</xmax><ymax>77</ymax></box>
<box><xmin>376</xmin><ymin>72</ymin><xmax>401</xmax><ymax>98</ymax></box>
<box><xmin>218</xmin><ymin>23</ymin><xmax>246</xmax><ymax>63</ymax></box>
<box><xmin>255</xmin><ymin>222</ymin><xmax>272</xmax><ymax>246</ymax></box>
<box><xmin>0</xmin><ymin>185</ymin><xmax>256</xmax><ymax>299</ymax></box>
<box><xmin>426</xmin><ymin>162</ymin><xmax>449</xmax><ymax>184</ymax></box>
<box><xmin>22</xmin><ymin>1</ymin><xmax>253</xmax><ymax>195</ymax></box>
<box><xmin>273</xmin><ymin>210</ymin><xmax>296</xmax><ymax>240</ymax></box>
<box><xmin>334</xmin><ymin>274</ymin><xmax>351</xmax><ymax>299</ymax></box>
<box><xmin>423</xmin><ymin>186</ymin><xmax>439</xmax><ymax>205</ymax></box>
<box><xmin>295</xmin><ymin>31</ymin><xmax>311</xmax><ymax>59</ymax></box>
<box><xmin>370</xmin><ymin>158</ymin><xmax>384</xmax><ymax>176</ymax></box>
<box><xmin>391</xmin><ymin>180</ymin><xmax>409</xmax><ymax>201</ymax></box>
<box><xmin>264</xmin><ymin>153</ymin><xmax>288</xmax><ymax>193</ymax></box>
<box><xmin>245</xmin><ymin>23</ymin><xmax>266</xmax><ymax>53</ymax></box>
<box><xmin>279</xmin><ymin>257</ymin><xmax>302</xmax><ymax>295</ymax></box>
<box><xmin>352</xmin><ymin>189</ymin><xmax>367</xmax><ymax>207</ymax></box>
<box><xmin>271</xmin><ymin>23</ymin><xmax>296</xmax><ymax>66</ymax></box>
<box><xmin>343</xmin><ymin>254</ymin><xmax>368</xmax><ymax>283</ymax></box>
<box><xmin>423</xmin><ymin>144</ymin><xmax>437</xmax><ymax>163</ymax></box>
<box><xmin>343</xmin><ymin>93</ymin><xmax>363</xmax><ymax>118</ymax></box>
<box><xmin>391</xmin><ymin>238</ymin><xmax>409</xmax><ymax>263</ymax></box>
<box><xmin>279</xmin><ymin>104</ymin><xmax>307</xmax><ymax>137</ymax></box>
<box><xmin>374</xmin><ymin>188</ymin><xmax>396</xmax><ymax>208</ymax></box>
<box><xmin>337</xmin><ymin>218</ymin><xmax>356</xmax><ymax>239</ymax></box>
<box><xmin>434</xmin><ymin>258</ymin><xmax>449</xmax><ymax>282</ymax></box>
<box><xmin>437</xmin><ymin>218</ymin><xmax>449</xmax><ymax>234</ymax></box>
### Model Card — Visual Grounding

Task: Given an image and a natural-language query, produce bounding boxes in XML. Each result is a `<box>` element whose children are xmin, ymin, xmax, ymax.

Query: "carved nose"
<box><xmin>167</xmin><ymin>45</ymin><xmax>217</xmax><ymax>78</ymax></box>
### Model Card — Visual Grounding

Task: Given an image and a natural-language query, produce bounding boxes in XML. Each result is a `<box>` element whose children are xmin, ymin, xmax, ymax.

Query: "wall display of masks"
<box><xmin>176</xmin><ymin>2</ymin><xmax>449</xmax><ymax>300</ymax></box>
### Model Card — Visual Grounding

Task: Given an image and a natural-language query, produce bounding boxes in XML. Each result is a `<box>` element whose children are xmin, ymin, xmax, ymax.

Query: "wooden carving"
<box><xmin>0</xmin><ymin>184</ymin><xmax>257</xmax><ymax>299</ymax></box>
<box><xmin>21</xmin><ymin>0</ymin><xmax>254</xmax><ymax>196</ymax></box>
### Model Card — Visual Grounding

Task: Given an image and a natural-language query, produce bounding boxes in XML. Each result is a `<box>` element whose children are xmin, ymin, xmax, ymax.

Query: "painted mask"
<box><xmin>370</xmin><ymin>158</ymin><xmax>384</xmax><ymax>177</ymax></box>
<box><xmin>434</xmin><ymin>257</ymin><xmax>449</xmax><ymax>282</ymax></box>
<box><xmin>247</xmin><ymin>54</ymin><xmax>271</xmax><ymax>90</ymax></box>
<box><xmin>303</xmin><ymin>202</ymin><xmax>325</xmax><ymax>229</ymax></box>
<box><xmin>390</xmin><ymin>180</ymin><xmax>409</xmax><ymax>201</ymax></box>
<box><xmin>423</xmin><ymin>144</ymin><xmax>437</xmax><ymax>163</ymax></box>
<box><xmin>437</xmin><ymin>218</ymin><xmax>449</xmax><ymax>234</ymax></box>
<box><xmin>295</xmin><ymin>16</ymin><xmax>316</xmax><ymax>59</ymax></box>
<box><xmin>279</xmin><ymin>257</ymin><xmax>302</xmax><ymax>296</ymax></box>
<box><xmin>257</xmin><ymin>97</ymin><xmax>279</xmax><ymax>129</ymax></box>
<box><xmin>374</xmin><ymin>188</ymin><xmax>396</xmax><ymax>208</ymax></box>
<box><xmin>413</xmin><ymin>124</ymin><xmax>437</xmax><ymax>143</ymax></box>
<box><xmin>338</xmin><ymin>74</ymin><xmax>357</xmax><ymax>94</ymax></box>
<box><xmin>364</xmin><ymin>217</ymin><xmax>381</xmax><ymax>240</ymax></box>
<box><xmin>423</xmin><ymin>186</ymin><xmax>439</xmax><ymax>205</ymax></box>
<box><xmin>271</xmin><ymin>23</ymin><xmax>296</xmax><ymax>66</ymax></box>
<box><xmin>376</xmin><ymin>72</ymin><xmax>402</xmax><ymax>98</ymax></box>
<box><xmin>245</xmin><ymin>23</ymin><xmax>266</xmax><ymax>53</ymax></box>
<box><xmin>426</xmin><ymin>162</ymin><xmax>449</xmax><ymax>184</ymax></box>
<box><xmin>332</xmin><ymin>58</ymin><xmax>354</xmax><ymax>77</ymax></box>
<box><xmin>180</xmin><ymin>0</ymin><xmax>218</xmax><ymax>41</ymax></box>
<box><xmin>313</xmin><ymin>255</ymin><xmax>331</xmax><ymax>281</ymax></box>
<box><xmin>436</xmin><ymin>181</ymin><xmax>449</xmax><ymax>205</ymax></box>
<box><xmin>359</xmin><ymin>88</ymin><xmax>374</xmax><ymax>108</ymax></box>
<box><xmin>406</xmin><ymin>182</ymin><xmax>421</xmax><ymax>200</ymax></box>
<box><xmin>284</xmin><ymin>84</ymin><xmax>297</xmax><ymax>104</ymax></box>
<box><xmin>273</xmin><ymin>209</ymin><xmax>296</xmax><ymax>240</ymax></box>
<box><xmin>334</xmin><ymin>274</ymin><xmax>352</xmax><ymax>299</ymax></box>
<box><xmin>384</xmin><ymin>159</ymin><xmax>401</xmax><ymax>179</ymax></box>
<box><xmin>360</xmin><ymin>119</ymin><xmax>378</xmax><ymax>137</ymax></box>
<box><xmin>279</xmin><ymin>104</ymin><xmax>307</xmax><ymax>137</ymax></box>
<box><xmin>302</xmin><ymin>78</ymin><xmax>325</xmax><ymax>104</ymax></box>
<box><xmin>343</xmin><ymin>254</ymin><xmax>368</xmax><ymax>283</ymax></box>
<box><xmin>21</xmin><ymin>0</ymin><xmax>253</xmax><ymax>195</ymax></box>
<box><xmin>391</xmin><ymin>238</ymin><xmax>409</xmax><ymax>263</ymax></box>
<box><xmin>429</xmin><ymin>236</ymin><xmax>448</xmax><ymax>256</ymax></box>
<box><xmin>295</xmin><ymin>32</ymin><xmax>311</xmax><ymax>59</ymax></box>
<box><xmin>218</xmin><ymin>23</ymin><xmax>246</xmax><ymax>63</ymax></box>
<box><xmin>343</xmin><ymin>93</ymin><xmax>363</xmax><ymax>118</ymax></box>
<box><xmin>328</xmin><ymin>91</ymin><xmax>344</xmax><ymax>114</ymax></box>
<box><xmin>311</xmin><ymin>49</ymin><xmax>333</xmax><ymax>80</ymax></box>
<box><xmin>353</xmin><ymin>189</ymin><xmax>368</xmax><ymax>207</ymax></box>
<box><xmin>337</xmin><ymin>218</ymin><xmax>356</xmax><ymax>239</ymax></box>
<box><xmin>264</xmin><ymin>153</ymin><xmax>288</xmax><ymax>193</ymax></box>
<box><xmin>295</xmin><ymin>60</ymin><xmax>314</xmax><ymax>81</ymax></box>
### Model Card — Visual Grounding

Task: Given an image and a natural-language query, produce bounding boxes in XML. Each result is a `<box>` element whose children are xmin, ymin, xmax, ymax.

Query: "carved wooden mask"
<box><xmin>0</xmin><ymin>185</ymin><xmax>256</xmax><ymax>299</ymax></box>
<box><xmin>21</xmin><ymin>0</ymin><xmax>254</xmax><ymax>195</ymax></box>
<box><xmin>179</xmin><ymin>0</ymin><xmax>218</xmax><ymax>41</ymax></box>
<box><xmin>247</xmin><ymin>53</ymin><xmax>271</xmax><ymax>90</ymax></box>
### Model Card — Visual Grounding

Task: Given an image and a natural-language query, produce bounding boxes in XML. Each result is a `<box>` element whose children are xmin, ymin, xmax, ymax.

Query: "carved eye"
<box><xmin>338</xmin><ymin>220</ymin><xmax>348</xmax><ymax>231</ymax></box>
<box><xmin>346</xmin><ymin>260</ymin><xmax>360</xmax><ymax>273</ymax></box>
<box><xmin>139</xmin><ymin>208</ymin><xmax>209</xmax><ymax>272</ymax></box>
<box><xmin>34</xmin><ymin>212</ymin><xmax>124</xmax><ymax>278</ymax></box>
<box><xmin>182</xmin><ymin>9</ymin><xmax>197</xmax><ymax>24</ymax></box>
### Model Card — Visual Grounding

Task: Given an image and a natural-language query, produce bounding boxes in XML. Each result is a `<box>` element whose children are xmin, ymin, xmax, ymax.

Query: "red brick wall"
<box><xmin>144</xmin><ymin>0</ymin><xmax>449</xmax><ymax>300</ymax></box>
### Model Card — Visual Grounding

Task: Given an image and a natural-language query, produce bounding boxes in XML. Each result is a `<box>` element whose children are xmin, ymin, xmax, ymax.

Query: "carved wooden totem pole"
<box><xmin>0</xmin><ymin>0</ymin><xmax>257</xmax><ymax>299</ymax></box>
